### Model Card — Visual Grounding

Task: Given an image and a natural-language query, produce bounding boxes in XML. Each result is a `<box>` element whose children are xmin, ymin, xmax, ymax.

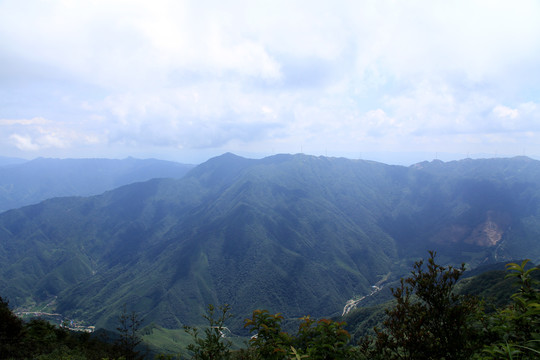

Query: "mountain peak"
<box><xmin>184</xmin><ymin>152</ymin><xmax>255</xmax><ymax>188</ymax></box>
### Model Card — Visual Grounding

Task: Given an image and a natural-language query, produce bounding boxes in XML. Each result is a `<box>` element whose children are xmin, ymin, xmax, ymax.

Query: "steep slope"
<box><xmin>0</xmin><ymin>157</ymin><xmax>195</xmax><ymax>212</ymax></box>
<box><xmin>384</xmin><ymin>156</ymin><xmax>540</xmax><ymax>262</ymax></box>
<box><xmin>0</xmin><ymin>154</ymin><xmax>539</xmax><ymax>332</ymax></box>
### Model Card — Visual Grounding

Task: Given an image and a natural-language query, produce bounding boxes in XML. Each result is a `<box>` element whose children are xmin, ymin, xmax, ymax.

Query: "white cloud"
<box><xmin>0</xmin><ymin>117</ymin><xmax>49</xmax><ymax>126</ymax></box>
<box><xmin>493</xmin><ymin>105</ymin><xmax>519</xmax><ymax>120</ymax></box>
<box><xmin>1</xmin><ymin>0</ymin><xmax>540</xmax><ymax>160</ymax></box>
<box><xmin>489</xmin><ymin>102</ymin><xmax>540</xmax><ymax>133</ymax></box>
<box><xmin>2</xmin><ymin>116</ymin><xmax>102</xmax><ymax>152</ymax></box>
<box><xmin>363</xmin><ymin>109</ymin><xmax>399</xmax><ymax>137</ymax></box>
<box><xmin>9</xmin><ymin>134</ymin><xmax>40</xmax><ymax>151</ymax></box>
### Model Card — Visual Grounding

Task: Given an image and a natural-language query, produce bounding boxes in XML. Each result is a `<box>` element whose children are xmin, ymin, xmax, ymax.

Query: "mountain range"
<box><xmin>1</xmin><ymin>153</ymin><xmax>539</xmax><ymax>332</ymax></box>
<box><xmin>0</xmin><ymin>157</ymin><xmax>194</xmax><ymax>212</ymax></box>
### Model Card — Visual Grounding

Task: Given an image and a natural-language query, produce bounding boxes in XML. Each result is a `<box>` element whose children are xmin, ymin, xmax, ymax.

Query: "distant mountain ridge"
<box><xmin>0</xmin><ymin>157</ymin><xmax>195</xmax><ymax>212</ymax></box>
<box><xmin>0</xmin><ymin>153</ymin><xmax>539</xmax><ymax>331</ymax></box>
<box><xmin>0</xmin><ymin>156</ymin><xmax>27</xmax><ymax>166</ymax></box>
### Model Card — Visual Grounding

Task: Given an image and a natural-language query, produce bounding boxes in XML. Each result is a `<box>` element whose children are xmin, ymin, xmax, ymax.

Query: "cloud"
<box><xmin>363</xmin><ymin>109</ymin><xmax>399</xmax><ymax>137</ymax></box>
<box><xmin>78</xmin><ymin>83</ymin><xmax>290</xmax><ymax>150</ymax></box>
<box><xmin>9</xmin><ymin>134</ymin><xmax>40</xmax><ymax>151</ymax></box>
<box><xmin>0</xmin><ymin>117</ymin><xmax>49</xmax><ymax>126</ymax></box>
<box><xmin>489</xmin><ymin>102</ymin><xmax>540</xmax><ymax>133</ymax></box>
<box><xmin>6</xmin><ymin>0</ymin><xmax>536</xmax><ymax>91</ymax></box>
<box><xmin>1</xmin><ymin>1</ymin><xmax>540</xmax><ymax>160</ymax></box>
<box><xmin>2</xmin><ymin>117</ymin><xmax>101</xmax><ymax>152</ymax></box>
<box><xmin>493</xmin><ymin>105</ymin><xmax>519</xmax><ymax>120</ymax></box>
<box><xmin>0</xmin><ymin>0</ymin><xmax>284</xmax><ymax>91</ymax></box>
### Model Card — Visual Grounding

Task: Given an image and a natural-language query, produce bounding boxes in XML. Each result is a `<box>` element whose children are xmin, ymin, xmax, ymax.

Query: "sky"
<box><xmin>1</xmin><ymin>0</ymin><xmax>540</xmax><ymax>165</ymax></box>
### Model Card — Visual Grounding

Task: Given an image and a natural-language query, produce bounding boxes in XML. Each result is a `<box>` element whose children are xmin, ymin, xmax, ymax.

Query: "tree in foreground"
<box><xmin>295</xmin><ymin>316</ymin><xmax>351</xmax><ymax>360</ymax></box>
<box><xmin>184</xmin><ymin>304</ymin><xmax>233</xmax><ymax>360</ymax></box>
<box><xmin>1</xmin><ymin>295</ymin><xmax>119</xmax><ymax>359</ymax></box>
<box><xmin>362</xmin><ymin>251</ymin><xmax>481</xmax><ymax>360</ymax></box>
<box><xmin>0</xmin><ymin>296</ymin><xmax>25</xmax><ymax>359</ymax></box>
<box><xmin>115</xmin><ymin>304</ymin><xmax>145</xmax><ymax>360</ymax></box>
<box><xmin>243</xmin><ymin>309</ymin><xmax>291</xmax><ymax>359</ymax></box>
<box><xmin>243</xmin><ymin>309</ymin><xmax>351</xmax><ymax>360</ymax></box>
<box><xmin>480</xmin><ymin>260</ymin><xmax>540</xmax><ymax>359</ymax></box>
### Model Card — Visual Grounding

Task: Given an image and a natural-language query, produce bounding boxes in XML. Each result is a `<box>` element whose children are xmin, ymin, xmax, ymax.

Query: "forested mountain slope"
<box><xmin>0</xmin><ymin>153</ymin><xmax>539</xmax><ymax>331</ymax></box>
<box><xmin>0</xmin><ymin>157</ymin><xmax>194</xmax><ymax>212</ymax></box>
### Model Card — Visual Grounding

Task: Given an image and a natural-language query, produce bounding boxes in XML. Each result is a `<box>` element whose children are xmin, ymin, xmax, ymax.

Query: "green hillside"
<box><xmin>1</xmin><ymin>153</ymin><xmax>540</xmax><ymax>334</ymax></box>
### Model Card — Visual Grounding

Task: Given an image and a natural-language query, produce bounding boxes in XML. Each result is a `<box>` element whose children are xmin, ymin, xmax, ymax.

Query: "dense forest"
<box><xmin>3</xmin><ymin>155</ymin><xmax>540</xmax><ymax>333</ymax></box>
<box><xmin>2</xmin><ymin>155</ymin><xmax>540</xmax><ymax>358</ymax></box>
<box><xmin>2</xmin><ymin>252</ymin><xmax>538</xmax><ymax>359</ymax></box>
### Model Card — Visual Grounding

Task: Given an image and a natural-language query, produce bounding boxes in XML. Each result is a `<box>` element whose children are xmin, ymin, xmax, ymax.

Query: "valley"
<box><xmin>1</xmin><ymin>153</ymin><xmax>540</xmax><ymax>342</ymax></box>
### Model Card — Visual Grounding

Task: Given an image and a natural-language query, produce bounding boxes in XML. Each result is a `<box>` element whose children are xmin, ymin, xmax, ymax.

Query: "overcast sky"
<box><xmin>1</xmin><ymin>0</ymin><xmax>540</xmax><ymax>164</ymax></box>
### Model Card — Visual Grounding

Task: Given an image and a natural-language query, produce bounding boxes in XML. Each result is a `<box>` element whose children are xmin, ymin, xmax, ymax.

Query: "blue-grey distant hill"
<box><xmin>0</xmin><ymin>156</ymin><xmax>27</xmax><ymax>166</ymax></box>
<box><xmin>0</xmin><ymin>157</ymin><xmax>195</xmax><ymax>212</ymax></box>
<box><xmin>0</xmin><ymin>153</ymin><xmax>539</xmax><ymax>332</ymax></box>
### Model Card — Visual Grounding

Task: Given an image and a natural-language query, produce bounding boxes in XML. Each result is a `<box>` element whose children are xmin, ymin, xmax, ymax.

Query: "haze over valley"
<box><xmin>1</xmin><ymin>153</ymin><xmax>539</xmax><ymax>334</ymax></box>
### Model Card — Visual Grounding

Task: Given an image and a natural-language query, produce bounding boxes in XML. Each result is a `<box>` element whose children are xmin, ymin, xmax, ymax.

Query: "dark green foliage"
<box><xmin>5</xmin><ymin>250</ymin><xmax>538</xmax><ymax>359</ymax></box>
<box><xmin>295</xmin><ymin>316</ymin><xmax>351</xmax><ymax>360</ymax></box>
<box><xmin>115</xmin><ymin>305</ymin><xmax>145</xmax><ymax>360</ymax></box>
<box><xmin>244</xmin><ymin>309</ymin><xmax>291</xmax><ymax>359</ymax></box>
<box><xmin>343</xmin><ymin>303</ymin><xmax>388</xmax><ymax>341</ymax></box>
<box><xmin>363</xmin><ymin>251</ymin><xmax>481</xmax><ymax>360</ymax></box>
<box><xmin>23</xmin><ymin>318</ymin><xmax>62</xmax><ymax>356</ymax></box>
<box><xmin>0</xmin><ymin>296</ymin><xmax>24</xmax><ymax>359</ymax></box>
<box><xmin>242</xmin><ymin>309</ymin><xmax>352</xmax><ymax>360</ymax></box>
<box><xmin>21</xmin><ymin>319</ymin><xmax>119</xmax><ymax>359</ymax></box>
<box><xmin>458</xmin><ymin>263</ymin><xmax>540</xmax><ymax>313</ymax></box>
<box><xmin>184</xmin><ymin>304</ymin><xmax>233</xmax><ymax>360</ymax></box>
<box><xmin>459</xmin><ymin>270</ymin><xmax>515</xmax><ymax>310</ymax></box>
<box><xmin>353</xmin><ymin>254</ymin><xmax>540</xmax><ymax>359</ymax></box>
<box><xmin>478</xmin><ymin>260</ymin><xmax>540</xmax><ymax>359</ymax></box>
<box><xmin>0</xmin><ymin>297</ymin><xmax>118</xmax><ymax>359</ymax></box>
